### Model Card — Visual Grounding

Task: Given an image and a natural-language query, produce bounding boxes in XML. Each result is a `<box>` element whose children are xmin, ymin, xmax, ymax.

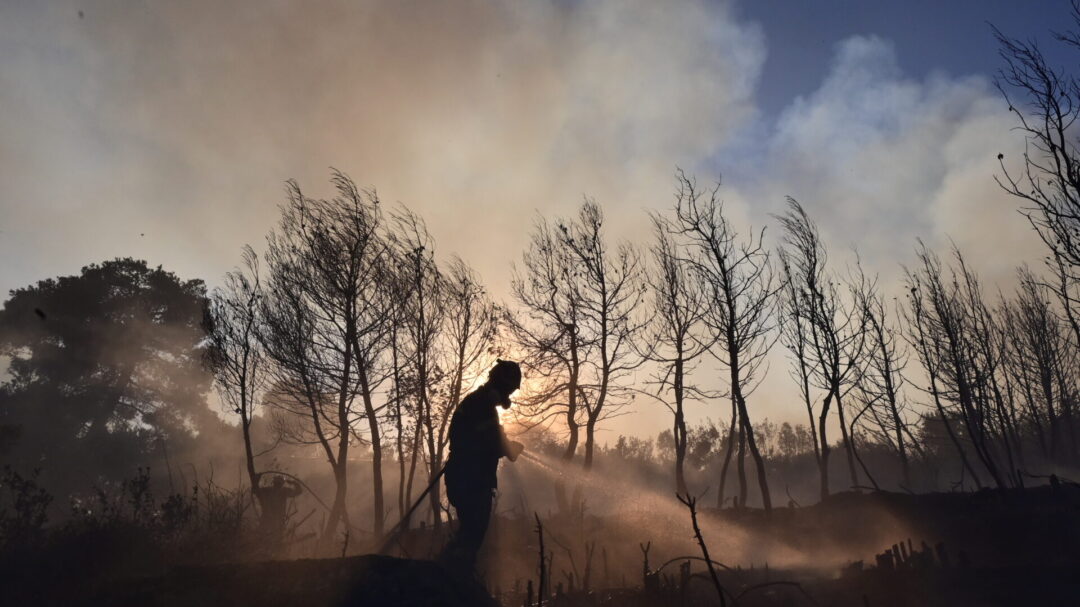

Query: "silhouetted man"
<box><xmin>254</xmin><ymin>474</ymin><xmax>302</xmax><ymax>543</ymax></box>
<box><xmin>441</xmin><ymin>360</ymin><xmax>524</xmax><ymax>571</ymax></box>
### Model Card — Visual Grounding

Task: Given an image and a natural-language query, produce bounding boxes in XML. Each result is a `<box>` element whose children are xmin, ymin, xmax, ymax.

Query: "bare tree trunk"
<box><xmin>673</xmin><ymin>358</ymin><xmax>688</xmax><ymax>496</ymax></box>
<box><xmin>717</xmin><ymin>399</ymin><xmax>737</xmax><ymax>508</ymax></box>
<box><xmin>848</xmin><ymin>402</ymin><xmax>880</xmax><ymax>490</ymax></box>
<box><xmin>584</xmin><ymin>414</ymin><xmax>599</xmax><ymax>469</ymax></box>
<box><xmin>818</xmin><ymin>392</ymin><xmax>834</xmax><ymax>501</ymax></box>
<box><xmin>397</xmin><ymin>417</ymin><xmax>406</xmax><ymax>520</ymax></box>
<box><xmin>738</xmin><ymin>393</ymin><xmax>771</xmax><ymax>512</ymax></box>
<box><xmin>556</xmin><ymin>354</ymin><xmax>581</xmax><ymax>514</ymax></box>
<box><xmin>404</xmin><ymin>418</ymin><xmax>422</xmax><ymax>517</ymax></box>
<box><xmin>565</xmin><ymin>348</ymin><xmax>581</xmax><ymax>461</ymax></box>
<box><xmin>584</xmin><ymin>369</ymin><xmax>609</xmax><ymax>470</ymax></box>
<box><xmin>240</xmin><ymin>406</ymin><xmax>258</xmax><ymax>494</ymax></box>
<box><xmin>358</xmin><ymin>364</ymin><xmax>384</xmax><ymax>536</ymax></box>
<box><xmin>931</xmin><ymin>377</ymin><xmax>982</xmax><ymax>489</ymax></box>
<box><xmin>322</xmin><ymin>460</ymin><xmax>348</xmax><ymax>544</ymax></box>
<box><xmin>834</xmin><ymin>392</ymin><xmax>859</xmax><ymax>489</ymax></box>
<box><xmin>391</xmin><ymin>331</ymin><xmax>407</xmax><ymax>521</ymax></box>
<box><xmin>801</xmin><ymin>371</ymin><xmax>821</xmax><ymax>468</ymax></box>
<box><xmin>736</xmin><ymin>418</ymin><xmax>747</xmax><ymax>508</ymax></box>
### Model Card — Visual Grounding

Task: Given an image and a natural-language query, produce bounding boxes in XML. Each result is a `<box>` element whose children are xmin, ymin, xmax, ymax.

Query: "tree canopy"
<box><xmin>0</xmin><ymin>258</ymin><xmax>218</xmax><ymax>490</ymax></box>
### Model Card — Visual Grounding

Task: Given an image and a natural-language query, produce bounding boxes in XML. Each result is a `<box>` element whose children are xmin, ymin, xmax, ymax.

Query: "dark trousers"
<box><xmin>443</xmin><ymin>484</ymin><xmax>493</xmax><ymax>571</ymax></box>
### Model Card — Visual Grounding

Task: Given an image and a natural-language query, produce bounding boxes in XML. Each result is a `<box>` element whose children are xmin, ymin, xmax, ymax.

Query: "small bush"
<box><xmin>0</xmin><ymin>466</ymin><xmax>53</xmax><ymax>546</ymax></box>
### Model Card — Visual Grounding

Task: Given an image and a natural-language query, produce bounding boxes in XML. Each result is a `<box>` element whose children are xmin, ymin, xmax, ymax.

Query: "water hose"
<box><xmin>376</xmin><ymin>465</ymin><xmax>446</xmax><ymax>554</ymax></box>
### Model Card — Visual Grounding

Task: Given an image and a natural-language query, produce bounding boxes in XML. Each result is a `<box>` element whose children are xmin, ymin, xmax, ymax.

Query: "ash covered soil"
<box><xmin>13</xmin><ymin>554</ymin><xmax>497</xmax><ymax>607</ymax></box>
<box><xmin>7</xmin><ymin>486</ymin><xmax>1080</xmax><ymax>606</ymax></box>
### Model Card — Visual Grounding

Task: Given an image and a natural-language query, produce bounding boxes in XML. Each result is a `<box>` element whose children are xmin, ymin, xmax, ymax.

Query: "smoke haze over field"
<box><xmin>0</xmin><ymin>0</ymin><xmax>1054</xmax><ymax>438</ymax></box>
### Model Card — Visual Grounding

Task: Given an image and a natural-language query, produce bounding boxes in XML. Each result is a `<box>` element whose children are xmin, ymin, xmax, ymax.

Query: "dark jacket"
<box><xmin>444</xmin><ymin>384</ymin><xmax>513</xmax><ymax>498</ymax></box>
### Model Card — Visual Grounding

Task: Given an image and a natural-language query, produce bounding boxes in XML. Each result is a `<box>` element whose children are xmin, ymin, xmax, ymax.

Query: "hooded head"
<box><xmin>488</xmin><ymin>359</ymin><xmax>522</xmax><ymax>408</ymax></box>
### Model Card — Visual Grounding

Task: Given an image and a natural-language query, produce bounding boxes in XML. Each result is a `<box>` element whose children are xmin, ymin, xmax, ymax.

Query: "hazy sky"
<box><xmin>0</xmin><ymin>0</ymin><xmax>1068</xmax><ymax>438</ymax></box>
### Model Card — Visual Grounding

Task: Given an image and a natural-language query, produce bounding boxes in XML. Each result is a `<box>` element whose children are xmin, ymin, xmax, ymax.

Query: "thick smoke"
<box><xmin>0</xmin><ymin>0</ymin><xmax>1046</xmax><ymax>436</ymax></box>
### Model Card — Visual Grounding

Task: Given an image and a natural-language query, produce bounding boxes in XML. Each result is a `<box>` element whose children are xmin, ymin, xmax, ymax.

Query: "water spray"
<box><xmin>518</xmin><ymin>450</ymin><xmax>564</xmax><ymax>476</ymax></box>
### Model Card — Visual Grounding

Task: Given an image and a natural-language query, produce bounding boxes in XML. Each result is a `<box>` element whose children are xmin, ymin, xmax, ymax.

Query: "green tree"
<box><xmin>0</xmin><ymin>259</ymin><xmax>214</xmax><ymax>492</ymax></box>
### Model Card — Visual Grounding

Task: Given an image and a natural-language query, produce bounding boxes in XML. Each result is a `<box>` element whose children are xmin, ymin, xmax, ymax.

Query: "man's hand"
<box><xmin>507</xmin><ymin>440</ymin><xmax>525</xmax><ymax>462</ymax></box>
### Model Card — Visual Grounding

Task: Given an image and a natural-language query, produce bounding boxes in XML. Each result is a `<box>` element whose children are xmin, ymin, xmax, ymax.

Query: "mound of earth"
<box><xmin>710</xmin><ymin>485</ymin><xmax>1080</xmax><ymax>568</ymax></box>
<box><xmin>19</xmin><ymin>555</ymin><xmax>498</xmax><ymax>607</ymax></box>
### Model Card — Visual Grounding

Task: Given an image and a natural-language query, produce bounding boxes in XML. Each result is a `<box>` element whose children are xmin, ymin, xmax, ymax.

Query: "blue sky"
<box><xmin>740</xmin><ymin>0</ymin><xmax>1074</xmax><ymax>117</ymax></box>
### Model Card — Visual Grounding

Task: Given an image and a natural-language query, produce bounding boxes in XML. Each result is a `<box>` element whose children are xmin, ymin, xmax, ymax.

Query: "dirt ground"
<box><xmin>6</xmin><ymin>486</ymin><xmax>1080</xmax><ymax>606</ymax></box>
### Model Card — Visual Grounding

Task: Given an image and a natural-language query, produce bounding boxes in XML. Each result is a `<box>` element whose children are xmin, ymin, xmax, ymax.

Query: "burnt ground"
<box><xmin>489</xmin><ymin>484</ymin><xmax>1080</xmax><ymax>606</ymax></box>
<box><xmin>720</xmin><ymin>484</ymin><xmax>1080</xmax><ymax>568</ymax></box>
<box><xmin>7</xmin><ymin>554</ymin><xmax>498</xmax><ymax>607</ymax></box>
<box><xmin>5</xmin><ymin>486</ymin><xmax>1080</xmax><ymax>606</ymax></box>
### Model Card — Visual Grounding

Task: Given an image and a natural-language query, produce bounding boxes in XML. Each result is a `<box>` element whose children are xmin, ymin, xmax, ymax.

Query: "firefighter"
<box><xmin>441</xmin><ymin>360</ymin><xmax>525</xmax><ymax>571</ymax></box>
